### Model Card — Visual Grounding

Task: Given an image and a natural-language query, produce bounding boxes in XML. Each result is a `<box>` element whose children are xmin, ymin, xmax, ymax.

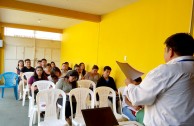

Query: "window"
<box><xmin>4</xmin><ymin>27</ymin><xmax>34</xmax><ymax>38</ymax></box>
<box><xmin>4</xmin><ymin>27</ymin><xmax>62</xmax><ymax>41</ymax></box>
<box><xmin>35</xmin><ymin>31</ymin><xmax>61</xmax><ymax>41</ymax></box>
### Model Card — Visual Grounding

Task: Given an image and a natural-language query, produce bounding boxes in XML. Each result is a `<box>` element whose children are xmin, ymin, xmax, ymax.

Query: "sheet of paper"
<box><xmin>116</xmin><ymin>61</ymin><xmax>144</xmax><ymax>80</ymax></box>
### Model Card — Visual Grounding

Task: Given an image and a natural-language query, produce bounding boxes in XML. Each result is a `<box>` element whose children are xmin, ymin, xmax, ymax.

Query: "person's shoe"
<box><xmin>66</xmin><ymin>118</ymin><xmax>72</xmax><ymax>126</ymax></box>
<box><xmin>40</xmin><ymin>112</ymin><xmax>45</xmax><ymax>118</ymax></box>
<box><xmin>18</xmin><ymin>98</ymin><xmax>23</xmax><ymax>101</ymax></box>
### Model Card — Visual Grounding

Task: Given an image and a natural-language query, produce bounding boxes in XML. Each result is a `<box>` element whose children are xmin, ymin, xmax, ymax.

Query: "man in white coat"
<box><xmin>125</xmin><ymin>33</ymin><xmax>194</xmax><ymax>126</ymax></box>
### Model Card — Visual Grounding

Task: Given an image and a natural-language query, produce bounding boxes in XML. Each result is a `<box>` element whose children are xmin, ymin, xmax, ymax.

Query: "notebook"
<box><xmin>81</xmin><ymin>107</ymin><xmax>119</xmax><ymax>126</ymax></box>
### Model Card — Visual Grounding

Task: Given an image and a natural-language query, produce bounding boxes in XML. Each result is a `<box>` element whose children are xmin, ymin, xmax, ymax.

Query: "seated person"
<box><xmin>79</xmin><ymin>62</ymin><xmax>87</xmax><ymax>77</ymax></box>
<box><xmin>36</xmin><ymin>60</ymin><xmax>42</xmax><ymax>68</ymax></box>
<box><xmin>96</xmin><ymin>66</ymin><xmax>117</xmax><ymax>92</ymax></box>
<box><xmin>61</xmin><ymin>62</ymin><xmax>70</xmax><ymax>77</ymax></box>
<box><xmin>96</xmin><ymin>66</ymin><xmax>119</xmax><ymax>110</ymax></box>
<box><xmin>48</xmin><ymin>67</ymin><xmax>62</xmax><ymax>84</ymax></box>
<box><xmin>74</xmin><ymin>64</ymin><xmax>84</xmax><ymax>80</ymax></box>
<box><xmin>44</xmin><ymin>63</ymin><xmax>51</xmax><ymax>77</ymax></box>
<box><xmin>56</xmin><ymin>70</ymin><xmax>79</xmax><ymax>122</ymax></box>
<box><xmin>84</xmin><ymin>65</ymin><xmax>101</xmax><ymax>84</ymax></box>
<box><xmin>28</xmin><ymin>66</ymin><xmax>48</xmax><ymax>99</ymax></box>
<box><xmin>50</xmin><ymin>61</ymin><xmax>56</xmax><ymax>68</ymax></box>
<box><xmin>41</xmin><ymin>58</ymin><xmax>47</xmax><ymax>70</ymax></box>
<box><xmin>18</xmin><ymin>59</ymin><xmax>35</xmax><ymax>100</ymax></box>
<box><xmin>122</xmin><ymin>77</ymin><xmax>143</xmax><ymax>121</ymax></box>
<box><xmin>15</xmin><ymin>60</ymin><xmax>24</xmax><ymax>83</ymax></box>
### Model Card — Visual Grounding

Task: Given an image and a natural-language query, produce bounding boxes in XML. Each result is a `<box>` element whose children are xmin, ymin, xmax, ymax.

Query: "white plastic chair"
<box><xmin>94</xmin><ymin>86</ymin><xmax>128</xmax><ymax>122</ymax></box>
<box><xmin>36</xmin><ymin>88</ymin><xmax>69</xmax><ymax>126</ymax></box>
<box><xmin>77</xmin><ymin>80</ymin><xmax>96</xmax><ymax>108</ymax></box>
<box><xmin>69</xmin><ymin>88</ymin><xmax>94</xmax><ymax>126</ymax></box>
<box><xmin>22</xmin><ymin>72</ymin><xmax>34</xmax><ymax>106</ymax></box>
<box><xmin>77</xmin><ymin>80</ymin><xmax>96</xmax><ymax>90</ymax></box>
<box><xmin>29</xmin><ymin>80</ymin><xmax>55</xmax><ymax>126</ymax></box>
<box><xmin>118</xmin><ymin>86</ymin><xmax>130</xmax><ymax>120</ymax></box>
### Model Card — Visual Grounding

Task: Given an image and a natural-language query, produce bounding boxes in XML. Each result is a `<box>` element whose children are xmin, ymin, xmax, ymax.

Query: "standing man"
<box><xmin>125</xmin><ymin>33</ymin><xmax>194</xmax><ymax>126</ymax></box>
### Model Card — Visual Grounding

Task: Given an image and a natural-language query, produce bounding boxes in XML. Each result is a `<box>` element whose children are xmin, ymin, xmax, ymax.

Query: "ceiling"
<box><xmin>0</xmin><ymin>0</ymin><xmax>137</xmax><ymax>30</ymax></box>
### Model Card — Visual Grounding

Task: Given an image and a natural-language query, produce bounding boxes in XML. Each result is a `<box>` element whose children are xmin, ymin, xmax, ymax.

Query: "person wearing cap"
<box><xmin>125</xmin><ymin>33</ymin><xmax>194</xmax><ymax>126</ymax></box>
<box><xmin>56</xmin><ymin>70</ymin><xmax>79</xmax><ymax>124</ymax></box>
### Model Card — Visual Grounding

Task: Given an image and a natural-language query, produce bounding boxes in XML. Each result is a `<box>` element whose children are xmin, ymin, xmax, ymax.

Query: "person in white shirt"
<box><xmin>125</xmin><ymin>33</ymin><xmax>194</xmax><ymax>126</ymax></box>
<box><xmin>122</xmin><ymin>77</ymin><xmax>142</xmax><ymax>121</ymax></box>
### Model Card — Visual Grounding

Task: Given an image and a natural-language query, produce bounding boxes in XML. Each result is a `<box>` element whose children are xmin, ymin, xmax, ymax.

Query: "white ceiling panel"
<box><xmin>0</xmin><ymin>0</ymin><xmax>137</xmax><ymax>29</ymax></box>
<box><xmin>17</xmin><ymin>0</ymin><xmax>137</xmax><ymax>15</ymax></box>
<box><xmin>0</xmin><ymin>8</ymin><xmax>83</xmax><ymax>29</ymax></box>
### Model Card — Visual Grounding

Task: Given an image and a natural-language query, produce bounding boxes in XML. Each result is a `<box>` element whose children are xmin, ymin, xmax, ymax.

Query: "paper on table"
<box><xmin>116</xmin><ymin>61</ymin><xmax>144</xmax><ymax>80</ymax></box>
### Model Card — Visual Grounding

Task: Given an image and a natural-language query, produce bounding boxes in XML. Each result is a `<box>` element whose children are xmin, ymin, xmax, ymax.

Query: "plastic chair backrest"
<box><xmin>94</xmin><ymin>86</ymin><xmax>117</xmax><ymax>114</ymax></box>
<box><xmin>77</xmin><ymin>80</ymin><xmax>96</xmax><ymax>90</ymax></box>
<box><xmin>118</xmin><ymin>86</ymin><xmax>126</xmax><ymax>114</ymax></box>
<box><xmin>31</xmin><ymin>80</ymin><xmax>55</xmax><ymax>106</ymax></box>
<box><xmin>1</xmin><ymin>72</ymin><xmax>18</xmax><ymax>86</ymax></box>
<box><xmin>36</xmin><ymin>89</ymin><xmax>66</xmax><ymax>123</ymax></box>
<box><xmin>69</xmin><ymin>88</ymin><xmax>94</xmax><ymax>118</ymax></box>
<box><xmin>32</xmin><ymin>80</ymin><xmax>55</xmax><ymax>91</ymax></box>
<box><xmin>22</xmin><ymin>72</ymin><xmax>34</xmax><ymax>90</ymax></box>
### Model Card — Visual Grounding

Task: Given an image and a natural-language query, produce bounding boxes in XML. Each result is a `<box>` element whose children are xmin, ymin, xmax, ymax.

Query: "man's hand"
<box><xmin>133</xmin><ymin>106</ymin><xmax>141</xmax><ymax>111</ymax></box>
<box><xmin>125</xmin><ymin>78</ymin><xmax>137</xmax><ymax>86</ymax></box>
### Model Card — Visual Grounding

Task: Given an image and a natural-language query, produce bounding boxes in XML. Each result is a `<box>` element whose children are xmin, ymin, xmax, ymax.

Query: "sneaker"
<box><xmin>40</xmin><ymin>112</ymin><xmax>45</xmax><ymax>118</ymax></box>
<box><xmin>18</xmin><ymin>98</ymin><xmax>23</xmax><ymax>101</ymax></box>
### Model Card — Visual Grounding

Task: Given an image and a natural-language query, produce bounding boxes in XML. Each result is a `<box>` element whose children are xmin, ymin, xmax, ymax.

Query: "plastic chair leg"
<box><xmin>14</xmin><ymin>87</ymin><xmax>18</xmax><ymax>100</ymax></box>
<box><xmin>29</xmin><ymin>113</ymin><xmax>33</xmax><ymax>126</ymax></box>
<box><xmin>28</xmin><ymin>98</ymin><xmax>32</xmax><ymax>117</ymax></box>
<box><xmin>2</xmin><ymin>88</ymin><xmax>4</xmax><ymax>98</ymax></box>
<box><xmin>22</xmin><ymin>91</ymin><xmax>26</xmax><ymax>106</ymax></box>
<box><xmin>33</xmin><ymin>111</ymin><xmax>37</xmax><ymax>124</ymax></box>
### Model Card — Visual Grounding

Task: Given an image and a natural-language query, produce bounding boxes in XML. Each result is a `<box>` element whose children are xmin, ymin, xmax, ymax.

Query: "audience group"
<box><xmin>15</xmin><ymin>58</ymin><xmax>140</xmax><ymax>124</ymax></box>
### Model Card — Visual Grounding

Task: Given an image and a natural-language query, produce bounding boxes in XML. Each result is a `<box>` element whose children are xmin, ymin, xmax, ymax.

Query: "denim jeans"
<box><xmin>122</xmin><ymin>106</ymin><xmax>136</xmax><ymax>121</ymax></box>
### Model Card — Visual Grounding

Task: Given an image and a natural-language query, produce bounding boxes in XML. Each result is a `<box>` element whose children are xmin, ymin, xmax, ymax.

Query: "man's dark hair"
<box><xmin>74</xmin><ymin>64</ymin><xmax>80</xmax><ymax>69</ymax></box>
<box><xmin>37</xmin><ymin>60</ymin><xmax>42</xmax><ymax>63</ymax></box>
<box><xmin>134</xmin><ymin>77</ymin><xmax>142</xmax><ymax>83</ymax></box>
<box><xmin>41</xmin><ymin>58</ymin><xmax>47</xmax><ymax>62</ymax></box>
<box><xmin>104</xmin><ymin>66</ymin><xmax>111</xmax><ymax>71</ymax></box>
<box><xmin>46</xmin><ymin>63</ymin><xmax>51</xmax><ymax>67</ymax></box>
<box><xmin>25</xmin><ymin>59</ymin><xmax>31</xmax><ymax>62</ymax></box>
<box><xmin>164</xmin><ymin>33</ymin><xmax>194</xmax><ymax>56</ymax></box>
<box><xmin>62</xmin><ymin>62</ymin><xmax>69</xmax><ymax>65</ymax></box>
<box><xmin>92</xmin><ymin>65</ymin><xmax>99</xmax><ymax>70</ymax></box>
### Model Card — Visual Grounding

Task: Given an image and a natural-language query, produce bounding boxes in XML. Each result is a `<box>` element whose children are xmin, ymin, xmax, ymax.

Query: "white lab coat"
<box><xmin>127</xmin><ymin>56</ymin><xmax>194</xmax><ymax>126</ymax></box>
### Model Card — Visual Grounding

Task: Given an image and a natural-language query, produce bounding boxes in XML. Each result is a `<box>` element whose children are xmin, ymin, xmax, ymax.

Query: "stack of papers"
<box><xmin>116</xmin><ymin>61</ymin><xmax>144</xmax><ymax>80</ymax></box>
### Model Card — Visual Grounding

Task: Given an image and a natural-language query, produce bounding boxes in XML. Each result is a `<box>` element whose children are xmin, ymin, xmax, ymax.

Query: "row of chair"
<box><xmin>0</xmin><ymin>72</ymin><xmax>141</xmax><ymax>126</ymax></box>
<box><xmin>28</xmin><ymin>80</ymin><xmax>130</xmax><ymax>126</ymax></box>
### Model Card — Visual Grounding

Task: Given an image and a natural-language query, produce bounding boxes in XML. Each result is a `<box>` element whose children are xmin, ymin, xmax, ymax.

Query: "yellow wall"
<box><xmin>61</xmin><ymin>0</ymin><xmax>192</xmax><ymax>87</ymax></box>
<box><xmin>61</xmin><ymin>22</ymin><xmax>100</xmax><ymax>70</ymax></box>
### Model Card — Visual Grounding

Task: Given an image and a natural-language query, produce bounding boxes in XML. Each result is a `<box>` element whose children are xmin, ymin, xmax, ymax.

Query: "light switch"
<box><xmin>124</xmin><ymin>56</ymin><xmax>127</xmax><ymax>61</ymax></box>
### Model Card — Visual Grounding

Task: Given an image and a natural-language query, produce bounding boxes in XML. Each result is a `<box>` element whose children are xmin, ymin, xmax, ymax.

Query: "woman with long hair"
<box><xmin>48</xmin><ymin>67</ymin><xmax>62</xmax><ymax>84</ymax></box>
<box><xmin>28</xmin><ymin>66</ymin><xmax>48</xmax><ymax>96</ymax></box>
<box><xmin>15</xmin><ymin>60</ymin><xmax>24</xmax><ymax>82</ymax></box>
<box><xmin>79</xmin><ymin>62</ymin><xmax>87</xmax><ymax>77</ymax></box>
<box><xmin>50</xmin><ymin>61</ymin><xmax>56</xmax><ymax>68</ymax></box>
